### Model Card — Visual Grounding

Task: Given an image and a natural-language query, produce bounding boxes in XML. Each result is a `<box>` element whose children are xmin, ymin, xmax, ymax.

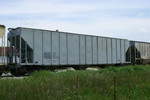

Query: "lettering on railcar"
<box><xmin>44</xmin><ymin>52</ymin><xmax>59</xmax><ymax>59</ymax></box>
<box><xmin>44</xmin><ymin>52</ymin><xmax>51</xmax><ymax>59</ymax></box>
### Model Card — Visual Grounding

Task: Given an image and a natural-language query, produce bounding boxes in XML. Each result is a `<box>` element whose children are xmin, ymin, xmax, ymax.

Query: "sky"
<box><xmin>0</xmin><ymin>0</ymin><xmax>150</xmax><ymax>42</ymax></box>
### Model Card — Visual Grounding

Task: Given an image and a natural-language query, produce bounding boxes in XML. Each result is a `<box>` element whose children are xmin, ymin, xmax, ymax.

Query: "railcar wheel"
<box><xmin>73</xmin><ymin>66</ymin><xmax>87</xmax><ymax>70</ymax></box>
<box><xmin>0</xmin><ymin>71</ymin><xmax>2</xmax><ymax>76</ymax></box>
<box><xmin>10</xmin><ymin>68</ymin><xmax>19</xmax><ymax>76</ymax></box>
<box><xmin>18</xmin><ymin>67</ymin><xmax>27</xmax><ymax>76</ymax></box>
<box><xmin>10</xmin><ymin>67</ymin><xmax>27</xmax><ymax>76</ymax></box>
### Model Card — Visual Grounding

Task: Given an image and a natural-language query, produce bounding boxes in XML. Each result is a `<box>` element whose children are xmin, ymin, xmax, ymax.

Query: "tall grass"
<box><xmin>0</xmin><ymin>65</ymin><xmax>150</xmax><ymax>100</ymax></box>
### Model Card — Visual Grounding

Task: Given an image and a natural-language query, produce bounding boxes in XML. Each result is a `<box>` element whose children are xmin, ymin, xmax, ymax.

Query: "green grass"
<box><xmin>1</xmin><ymin>65</ymin><xmax>150</xmax><ymax>100</ymax></box>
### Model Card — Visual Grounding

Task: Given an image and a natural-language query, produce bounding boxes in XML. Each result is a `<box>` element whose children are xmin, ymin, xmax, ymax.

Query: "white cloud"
<box><xmin>0</xmin><ymin>0</ymin><xmax>150</xmax><ymax>43</ymax></box>
<box><xmin>137</xmin><ymin>13</ymin><xmax>145</xmax><ymax>17</ymax></box>
<box><xmin>0</xmin><ymin>0</ymin><xmax>150</xmax><ymax>15</ymax></box>
<box><xmin>7</xmin><ymin>17</ymin><xmax>148</xmax><ymax>42</ymax></box>
<box><xmin>139</xmin><ymin>28</ymin><xmax>149</xmax><ymax>33</ymax></box>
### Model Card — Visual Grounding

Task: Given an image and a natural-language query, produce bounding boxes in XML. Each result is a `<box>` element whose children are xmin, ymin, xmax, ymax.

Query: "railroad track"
<box><xmin>1</xmin><ymin>73</ymin><xmax>28</xmax><ymax>79</ymax></box>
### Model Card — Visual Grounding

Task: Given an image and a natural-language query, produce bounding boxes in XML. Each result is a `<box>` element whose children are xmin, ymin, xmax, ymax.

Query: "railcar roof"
<box><xmin>9</xmin><ymin>27</ymin><xmax>150</xmax><ymax>44</ymax></box>
<box><xmin>15</xmin><ymin>27</ymin><xmax>129</xmax><ymax>41</ymax></box>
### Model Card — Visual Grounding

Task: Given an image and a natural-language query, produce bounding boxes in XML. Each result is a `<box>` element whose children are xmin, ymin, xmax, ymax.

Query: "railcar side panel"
<box><xmin>52</xmin><ymin>32</ymin><xmax>59</xmax><ymax>65</ymax></box>
<box><xmin>92</xmin><ymin>37</ymin><xmax>98</xmax><ymax>65</ymax></box>
<box><xmin>139</xmin><ymin>43</ymin><xmax>143</xmax><ymax>58</ymax></box>
<box><xmin>98</xmin><ymin>37</ymin><xmax>107</xmax><ymax>64</ymax></box>
<box><xmin>43</xmin><ymin>31</ymin><xmax>51</xmax><ymax>65</ymax></box>
<box><xmin>121</xmin><ymin>40</ymin><xmax>125</xmax><ymax>63</ymax></box>
<box><xmin>60</xmin><ymin>33</ymin><xmax>67</xmax><ymax>65</ymax></box>
<box><xmin>135</xmin><ymin>42</ymin><xmax>140</xmax><ymax>59</ymax></box>
<box><xmin>86</xmin><ymin>36</ymin><xmax>92</xmax><ymax>64</ymax></box>
<box><xmin>125</xmin><ymin>40</ymin><xmax>130</xmax><ymax>62</ymax></box>
<box><xmin>107</xmin><ymin>38</ymin><xmax>112</xmax><ymax>64</ymax></box>
<box><xmin>116</xmin><ymin>39</ymin><xmax>121</xmax><ymax>63</ymax></box>
<box><xmin>34</xmin><ymin>30</ymin><xmax>43</xmax><ymax>65</ymax></box>
<box><xmin>22</xmin><ymin>29</ymin><xmax>34</xmax><ymax>49</ymax></box>
<box><xmin>146</xmin><ymin>44</ymin><xmax>149</xmax><ymax>59</ymax></box>
<box><xmin>112</xmin><ymin>39</ymin><xmax>117</xmax><ymax>64</ymax></box>
<box><xmin>68</xmin><ymin>34</ymin><xmax>79</xmax><ymax>65</ymax></box>
<box><xmin>79</xmin><ymin>35</ymin><xmax>86</xmax><ymax>65</ymax></box>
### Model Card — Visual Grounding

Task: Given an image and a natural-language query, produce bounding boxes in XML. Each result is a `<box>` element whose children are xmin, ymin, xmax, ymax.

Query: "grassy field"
<box><xmin>1</xmin><ymin>65</ymin><xmax>150</xmax><ymax>100</ymax></box>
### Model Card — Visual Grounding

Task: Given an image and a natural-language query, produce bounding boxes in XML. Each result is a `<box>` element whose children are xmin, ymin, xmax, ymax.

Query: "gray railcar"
<box><xmin>7</xmin><ymin>27</ymin><xmax>131</xmax><ymax>75</ymax></box>
<box><xmin>130</xmin><ymin>41</ymin><xmax>150</xmax><ymax>64</ymax></box>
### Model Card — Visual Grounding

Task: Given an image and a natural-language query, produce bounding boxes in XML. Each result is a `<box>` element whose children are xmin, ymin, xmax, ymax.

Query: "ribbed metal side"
<box><xmin>0</xmin><ymin>25</ymin><xmax>6</xmax><ymax>66</ymax></box>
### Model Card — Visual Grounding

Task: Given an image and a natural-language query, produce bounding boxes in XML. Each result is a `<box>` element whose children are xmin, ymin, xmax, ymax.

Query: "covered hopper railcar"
<box><xmin>130</xmin><ymin>41</ymin><xmax>150</xmax><ymax>64</ymax></box>
<box><xmin>7</xmin><ymin>27</ymin><xmax>132</xmax><ymax>76</ymax></box>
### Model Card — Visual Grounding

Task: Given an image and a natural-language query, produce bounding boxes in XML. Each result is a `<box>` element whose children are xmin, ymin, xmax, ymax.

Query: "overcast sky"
<box><xmin>0</xmin><ymin>0</ymin><xmax>150</xmax><ymax>42</ymax></box>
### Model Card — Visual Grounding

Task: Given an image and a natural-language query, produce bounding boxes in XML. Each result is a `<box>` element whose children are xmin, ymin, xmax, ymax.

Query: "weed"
<box><xmin>0</xmin><ymin>65</ymin><xmax>150</xmax><ymax>100</ymax></box>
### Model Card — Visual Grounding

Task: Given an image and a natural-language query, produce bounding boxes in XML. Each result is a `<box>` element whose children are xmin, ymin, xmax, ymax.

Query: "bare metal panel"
<box><xmin>135</xmin><ymin>42</ymin><xmax>140</xmax><ymax>52</ymax></box>
<box><xmin>147</xmin><ymin>44</ymin><xmax>149</xmax><ymax>59</ymax></box>
<box><xmin>145</xmin><ymin>44</ymin><xmax>148</xmax><ymax>59</ymax></box>
<box><xmin>68</xmin><ymin>34</ymin><xmax>79</xmax><ymax>65</ymax></box>
<box><xmin>22</xmin><ymin>29</ymin><xmax>33</xmax><ymax>49</ymax></box>
<box><xmin>52</xmin><ymin>32</ymin><xmax>59</xmax><ymax>65</ymax></box>
<box><xmin>139</xmin><ymin>43</ymin><xmax>147</xmax><ymax>59</ymax></box>
<box><xmin>102</xmin><ymin>38</ymin><xmax>107</xmax><ymax>64</ymax></box>
<box><xmin>144</xmin><ymin>43</ymin><xmax>147</xmax><ymax>59</ymax></box>
<box><xmin>92</xmin><ymin>37</ymin><xmax>98</xmax><ymax>64</ymax></box>
<box><xmin>142</xmin><ymin>43</ymin><xmax>144</xmax><ymax>59</ymax></box>
<box><xmin>98</xmin><ymin>37</ymin><xmax>107</xmax><ymax>64</ymax></box>
<box><xmin>146</xmin><ymin>44</ymin><xmax>148</xmax><ymax>58</ymax></box>
<box><xmin>98</xmin><ymin>37</ymin><xmax>102</xmax><ymax>64</ymax></box>
<box><xmin>107</xmin><ymin>38</ymin><xmax>112</xmax><ymax>64</ymax></box>
<box><xmin>125</xmin><ymin>40</ymin><xmax>129</xmax><ymax>52</ymax></box>
<box><xmin>43</xmin><ymin>31</ymin><xmax>51</xmax><ymax>65</ymax></box>
<box><xmin>121</xmin><ymin>40</ymin><xmax>125</xmax><ymax>63</ymax></box>
<box><xmin>79</xmin><ymin>35</ymin><xmax>86</xmax><ymax>65</ymax></box>
<box><xmin>125</xmin><ymin>40</ymin><xmax>130</xmax><ymax>62</ymax></box>
<box><xmin>139</xmin><ymin>43</ymin><xmax>143</xmax><ymax>58</ymax></box>
<box><xmin>116</xmin><ymin>39</ymin><xmax>121</xmax><ymax>63</ymax></box>
<box><xmin>143</xmin><ymin>43</ymin><xmax>146</xmax><ymax>59</ymax></box>
<box><xmin>112</xmin><ymin>39</ymin><xmax>117</xmax><ymax>64</ymax></box>
<box><xmin>86</xmin><ymin>36</ymin><xmax>92</xmax><ymax>64</ymax></box>
<box><xmin>145</xmin><ymin>44</ymin><xmax>147</xmax><ymax>59</ymax></box>
<box><xmin>60</xmin><ymin>33</ymin><xmax>67</xmax><ymax>65</ymax></box>
<box><xmin>34</xmin><ymin>30</ymin><xmax>43</xmax><ymax>65</ymax></box>
<box><xmin>142</xmin><ymin>43</ymin><xmax>145</xmax><ymax>59</ymax></box>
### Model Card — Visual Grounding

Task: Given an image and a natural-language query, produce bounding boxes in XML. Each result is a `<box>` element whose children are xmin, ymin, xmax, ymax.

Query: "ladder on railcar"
<box><xmin>0</xmin><ymin>25</ymin><xmax>5</xmax><ymax>67</ymax></box>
